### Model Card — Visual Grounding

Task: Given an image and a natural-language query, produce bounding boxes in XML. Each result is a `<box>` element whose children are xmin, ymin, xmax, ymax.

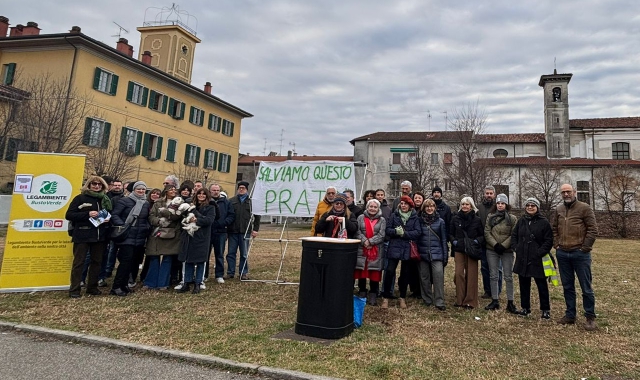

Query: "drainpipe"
<box><xmin>61</xmin><ymin>35</ymin><xmax>79</xmax><ymax>152</ymax></box>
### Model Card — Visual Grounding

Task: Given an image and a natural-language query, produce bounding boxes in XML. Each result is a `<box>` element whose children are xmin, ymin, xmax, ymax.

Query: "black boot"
<box><xmin>484</xmin><ymin>299</ymin><xmax>500</xmax><ymax>310</ymax></box>
<box><xmin>541</xmin><ymin>310</ymin><xmax>551</xmax><ymax>320</ymax></box>
<box><xmin>177</xmin><ymin>282</ymin><xmax>191</xmax><ymax>293</ymax></box>
<box><xmin>506</xmin><ymin>301</ymin><xmax>518</xmax><ymax>314</ymax></box>
<box><xmin>367</xmin><ymin>292</ymin><xmax>377</xmax><ymax>306</ymax></box>
<box><xmin>192</xmin><ymin>283</ymin><xmax>201</xmax><ymax>294</ymax></box>
<box><xmin>518</xmin><ymin>308</ymin><xmax>531</xmax><ymax>317</ymax></box>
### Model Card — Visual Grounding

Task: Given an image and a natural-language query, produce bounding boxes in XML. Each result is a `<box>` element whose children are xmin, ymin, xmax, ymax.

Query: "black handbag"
<box><xmin>463</xmin><ymin>230</ymin><xmax>482</xmax><ymax>260</ymax></box>
<box><xmin>110</xmin><ymin>222</ymin><xmax>132</xmax><ymax>243</ymax></box>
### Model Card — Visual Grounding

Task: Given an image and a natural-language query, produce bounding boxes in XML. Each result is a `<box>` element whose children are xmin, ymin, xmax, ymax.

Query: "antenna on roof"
<box><xmin>427</xmin><ymin>110</ymin><xmax>431</xmax><ymax>131</ymax></box>
<box><xmin>279</xmin><ymin>129</ymin><xmax>285</xmax><ymax>156</ymax></box>
<box><xmin>442</xmin><ymin>111</ymin><xmax>448</xmax><ymax>131</ymax></box>
<box><xmin>111</xmin><ymin>21</ymin><xmax>129</xmax><ymax>39</ymax></box>
<box><xmin>289</xmin><ymin>142</ymin><xmax>296</xmax><ymax>155</ymax></box>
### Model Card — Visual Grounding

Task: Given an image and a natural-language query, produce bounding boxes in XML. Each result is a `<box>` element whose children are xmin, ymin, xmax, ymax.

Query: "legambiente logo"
<box><xmin>23</xmin><ymin>174</ymin><xmax>72</xmax><ymax>213</ymax></box>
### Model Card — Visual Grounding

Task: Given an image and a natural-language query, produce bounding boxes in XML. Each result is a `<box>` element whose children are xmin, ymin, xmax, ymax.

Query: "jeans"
<box><xmin>209</xmin><ymin>233</ymin><xmax>227</xmax><ymax>279</ymax></box>
<box><xmin>481</xmin><ymin>246</ymin><xmax>502</xmax><ymax>295</ymax></box>
<box><xmin>383</xmin><ymin>258</ymin><xmax>410</xmax><ymax>298</ymax></box>
<box><xmin>486</xmin><ymin>249</ymin><xmax>514</xmax><ymax>301</ymax></box>
<box><xmin>556</xmin><ymin>248</ymin><xmax>596</xmax><ymax>319</ymax></box>
<box><xmin>227</xmin><ymin>232</ymin><xmax>250</xmax><ymax>277</ymax></box>
<box><xmin>98</xmin><ymin>241</ymin><xmax>117</xmax><ymax>280</ymax></box>
<box><xmin>184</xmin><ymin>262</ymin><xmax>205</xmax><ymax>284</ymax></box>
<box><xmin>143</xmin><ymin>255</ymin><xmax>174</xmax><ymax>288</ymax></box>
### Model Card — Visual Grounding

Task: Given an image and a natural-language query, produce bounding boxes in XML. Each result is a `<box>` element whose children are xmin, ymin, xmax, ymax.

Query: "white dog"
<box><xmin>179</xmin><ymin>204</ymin><xmax>199</xmax><ymax>236</ymax></box>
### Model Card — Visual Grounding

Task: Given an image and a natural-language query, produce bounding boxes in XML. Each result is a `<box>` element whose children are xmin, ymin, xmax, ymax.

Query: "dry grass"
<box><xmin>1</xmin><ymin>224</ymin><xmax>639</xmax><ymax>380</ymax></box>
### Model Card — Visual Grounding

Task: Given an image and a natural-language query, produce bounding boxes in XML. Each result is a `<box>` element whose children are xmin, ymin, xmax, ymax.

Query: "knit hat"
<box><xmin>237</xmin><ymin>181</ymin><xmax>250</xmax><ymax>189</ymax></box>
<box><xmin>524</xmin><ymin>197</ymin><xmax>540</xmax><ymax>208</ymax></box>
<box><xmin>432</xmin><ymin>186</ymin><xmax>443</xmax><ymax>195</ymax></box>
<box><xmin>133</xmin><ymin>181</ymin><xmax>147</xmax><ymax>190</ymax></box>
<box><xmin>496</xmin><ymin>193</ymin><xmax>509</xmax><ymax>204</ymax></box>
<box><xmin>400</xmin><ymin>195</ymin><xmax>414</xmax><ymax>208</ymax></box>
<box><xmin>220</xmin><ymin>191</ymin><xmax>227</xmax><ymax>198</ymax></box>
<box><xmin>334</xmin><ymin>193</ymin><xmax>348</xmax><ymax>205</ymax></box>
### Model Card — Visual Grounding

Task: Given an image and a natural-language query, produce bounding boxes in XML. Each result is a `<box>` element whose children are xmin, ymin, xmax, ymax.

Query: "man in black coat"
<box><xmin>227</xmin><ymin>181</ymin><xmax>261</xmax><ymax>280</ymax></box>
<box><xmin>208</xmin><ymin>183</ymin><xmax>236</xmax><ymax>283</ymax></box>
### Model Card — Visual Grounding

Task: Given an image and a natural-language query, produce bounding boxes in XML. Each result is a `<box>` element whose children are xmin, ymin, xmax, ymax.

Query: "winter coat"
<box><xmin>417</xmin><ymin>215</ymin><xmax>448</xmax><ymax>263</ymax></box>
<box><xmin>355</xmin><ymin>211</ymin><xmax>386</xmax><ymax>271</ymax></box>
<box><xmin>315</xmin><ymin>209</ymin><xmax>358</xmax><ymax>238</ymax></box>
<box><xmin>65</xmin><ymin>193</ymin><xmax>110</xmax><ymax>243</ymax></box>
<box><xmin>512</xmin><ymin>212</ymin><xmax>554</xmax><ymax>278</ymax></box>
<box><xmin>434</xmin><ymin>198</ymin><xmax>452</xmax><ymax>230</ymax></box>
<box><xmin>477</xmin><ymin>199</ymin><xmax>495</xmax><ymax>229</ymax></box>
<box><xmin>145</xmin><ymin>199</ymin><xmax>183</xmax><ymax>256</ymax></box>
<box><xmin>484</xmin><ymin>211</ymin><xmax>517</xmax><ymax>253</ymax></box>
<box><xmin>385</xmin><ymin>210</ymin><xmax>421</xmax><ymax>261</ymax></box>
<box><xmin>348</xmin><ymin>203</ymin><xmax>363</xmax><ymax>218</ymax></box>
<box><xmin>110</xmin><ymin>196</ymin><xmax>151</xmax><ymax>246</ymax></box>
<box><xmin>210</xmin><ymin>196</ymin><xmax>235</xmax><ymax>234</ymax></box>
<box><xmin>107</xmin><ymin>190</ymin><xmax>124</xmax><ymax>204</ymax></box>
<box><xmin>311</xmin><ymin>198</ymin><xmax>333</xmax><ymax>235</ymax></box>
<box><xmin>228</xmin><ymin>195</ymin><xmax>261</xmax><ymax>234</ymax></box>
<box><xmin>178</xmin><ymin>204</ymin><xmax>216</xmax><ymax>263</ymax></box>
<box><xmin>552</xmin><ymin>199</ymin><xmax>598</xmax><ymax>252</ymax></box>
<box><xmin>449</xmin><ymin>210</ymin><xmax>485</xmax><ymax>255</ymax></box>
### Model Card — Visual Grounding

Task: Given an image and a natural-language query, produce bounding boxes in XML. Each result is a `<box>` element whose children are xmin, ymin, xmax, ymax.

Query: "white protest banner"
<box><xmin>252</xmin><ymin>160</ymin><xmax>356</xmax><ymax>216</ymax></box>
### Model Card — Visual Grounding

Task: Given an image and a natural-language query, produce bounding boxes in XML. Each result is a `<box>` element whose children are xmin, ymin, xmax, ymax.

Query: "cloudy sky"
<box><xmin>8</xmin><ymin>1</ymin><xmax>640</xmax><ymax>156</ymax></box>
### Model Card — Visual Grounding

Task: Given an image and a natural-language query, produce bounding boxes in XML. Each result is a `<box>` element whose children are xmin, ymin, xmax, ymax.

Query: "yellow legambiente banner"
<box><xmin>0</xmin><ymin>152</ymin><xmax>85</xmax><ymax>292</ymax></box>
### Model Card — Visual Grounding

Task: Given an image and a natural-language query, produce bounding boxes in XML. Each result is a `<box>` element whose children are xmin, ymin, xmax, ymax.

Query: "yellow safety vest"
<box><xmin>542</xmin><ymin>254</ymin><xmax>559</xmax><ymax>286</ymax></box>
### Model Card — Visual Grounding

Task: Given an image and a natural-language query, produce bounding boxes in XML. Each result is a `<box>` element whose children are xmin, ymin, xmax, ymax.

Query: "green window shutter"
<box><xmin>168</xmin><ymin>98</ymin><xmax>175</xmax><ymax>117</ymax></box>
<box><xmin>119</xmin><ymin>127</ymin><xmax>127</xmax><ymax>152</ymax></box>
<box><xmin>148</xmin><ymin>90</ymin><xmax>156</xmax><ymax>109</ymax></box>
<box><xmin>166</xmin><ymin>139</ymin><xmax>176</xmax><ymax>162</ymax></box>
<box><xmin>141</xmin><ymin>133</ymin><xmax>151</xmax><ymax>158</ymax></box>
<box><xmin>161</xmin><ymin>95</ymin><xmax>168</xmax><ymax>113</ymax></box>
<box><xmin>83</xmin><ymin>118</ymin><xmax>93</xmax><ymax>146</ymax></box>
<box><xmin>199</xmin><ymin>110</ymin><xmax>205</xmax><ymax>126</ymax></box>
<box><xmin>102</xmin><ymin>122</ymin><xmax>111</xmax><ymax>148</ymax></box>
<box><xmin>155</xmin><ymin>136</ymin><xmax>163</xmax><ymax>160</ymax></box>
<box><xmin>141</xmin><ymin>87</ymin><xmax>149</xmax><ymax>107</ymax></box>
<box><xmin>179</xmin><ymin>102</ymin><xmax>185</xmax><ymax>120</ymax></box>
<box><xmin>184</xmin><ymin>145</ymin><xmax>190</xmax><ymax>165</ymax></box>
<box><xmin>226</xmin><ymin>154</ymin><xmax>231</xmax><ymax>173</ymax></box>
<box><xmin>5</xmin><ymin>63</ymin><xmax>16</xmax><ymax>85</ymax></box>
<box><xmin>204</xmin><ymin>150</ymin><xmax>210</xmax><ymax>168</ymax></box>
<box><xmin>217</xmin><ymin>154</ymin><xmax>224</xmax><ymax>171</ymax></box>
<box><xmin>195</xmin><ymin>147</ymin><xmax>201</xmax><ymax>166</ymax></box>
<box><xmin>230</xmin><ymin>122</ymin><xmax>235</xmax><ymax>137</ymax></box>
<box><xmin>126</xmin><ymin>81</ymin><xmax>134</xmax><ymax>101</ymax></box>
<box><xmin>215</xmin><ymin>116</ymin><xmax>222</xmax><ymax>132</ymax></box>
<box><xmin>212</xmin><ymin>151</ymin><xmax>218</xmax><ymax>171</ymax></box>
<box><xmin>189</xmin><ymin>106</ymin><xmax>195</xmax><ymax>123</ymax></box>
<box><xmin>110</xmin><ymin>74</ymin><xmax>119</xmax><ymax>95</ymax></box>
<box><xmin>208</xmin><ymin>114</ymin><xmax>213</xmax><ymax>130</ymax></box>
<box><xmin>135</xmin><ymin>131</ymin><xmax>143</xmax><ymax>155</ymax></box>
<box><xmin>93</xmin><ymin>67</ymin><xmax>101</xmax><ymax>90</ymax></box>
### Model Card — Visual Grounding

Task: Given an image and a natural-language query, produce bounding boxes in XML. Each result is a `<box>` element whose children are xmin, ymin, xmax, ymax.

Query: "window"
<box><xmin>208</xmin><ymin>113</ymin><xmax>222</xmax><ymax>132</ymax></box>
<box><xmin>1</xmin><ymin>63</ymin><xmax>16</xmax><ymax>85</ymax></box>
<box><xmin>222</xmin><ymin>119</ymin><xmax>234</xmax><ymax>136</ymax></box>
<box><xmin>430</xmin><ymin>153</ymin><xmax>439</xmax><ymax>165</ymax></box>
<box><xmin>236</xmin><ymin>172</ymin><xmax>243</xmax><ymax>182</ymax></box>
<box><xmin>166</xmin><ymin>139</ymin><xmax>177</xmax><ymax>162</ymax></box>
<box><xmin>119</xmin><ymin>127</ymin><xmax>142</xmax><ymax>155</ymax></box>
<box><xmin>218</xmin><ymin>153</ymin><xmax>231</xmax><ymax>173</ymax></box>
<box><xmin>392</xmin><ymin>153</ymin><xmax>401</xmax><ymax>165</ymax></box>
<box><xmin>444</xmin><ymin>153</ymin><xmax>453</xmax><ymax>164</ymax></box>
<box><xmin>612</xmin><ymin>142</ymin><xmax>630</xmax><ymax>160</ymax></box>
<box><xmin>189</xmin><ymin>106</ymin><xmax>205</xmax><ymax>126</ymax></box>
<box><xmin>4</xmin><ymin>138</ymin><xmax>37</xmax><ymax>161</ymax></box>
<box><xmin>204</xmin><ymin>149</ymin><xmax>218</xmax><ymax>169</ymax></box>
<box><xmin>184</xmin><ymin>144</ymin><xmax>201</xmax><ymax>166</ymax></box>
<box><xmin>142</xmin><ymin>133</ymin><xmax>163</xmax><ymax>160</ymax></box>
<box><xmin>126</xmin><ymin>81</ymin><xmax>148</xmax><ymax>106</ymax></box>
<box><xmin>92</xmin><ymin>67</ymin><xmax>118</xmax><ymax>95</ymax></box>
<box><xmin>444</xmin><ymin>179</ymin><xmax>452</xmax><ymax>191</ymax></box>
<box><xmin>493</xmin><ymin>149</ymin><xmax>508</xmax><ymax>158</ymax></box>
<box><xmin>577</xmin><ymin>180</ymin><xmax>590</xmax><ymax>204</ymax></box>
<box><xmin>82</xmin><ymin>118</ymin><xmax>111</xmax><ymax>148</ymax></box>
<box><xmin>148</xmin><ymin>90</ymin><xmax>168</xmax><ymax>113</ymax></box>
<box><xmin>168</xmin><ymin>98</ymin><xmax>185</xmax><ymax>119</ymax></box>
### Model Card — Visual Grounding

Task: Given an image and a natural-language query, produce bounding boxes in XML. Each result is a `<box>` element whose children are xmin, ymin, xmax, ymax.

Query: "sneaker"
<box><xmin>215</xmin><ymin>277</ymin><xmax>225</xmax><ymax>284</ymax></box>
<box><xmin>98</xmin><ymin>279</ymin><xmax>108</xmax><ymax>287</ymax></box>
<box><xmin>109</xmin><ymin>288</ymin><xmax>128</xmax><ymax>297</ymax></box>
<box><xmin>518</xmin><ymin>308</ymin><xmax>531</xmax><ymax>316</ymax></box>
<box><xmin>80</xmin><ymin>281</ymin><xmax>86</xmax><ymax>288</ymax></box>
<box><xmin>200</xmin><ymin>283</ymin><xmax>206</xmax><ymax>290</ymax></box>
<box><xmin>541</xmin><ymin>310</ymin><xmax>551</xmax><ymax>320</ymax></box>
<box><xmin>557</xmin><ymin>316</ymin><xmax>576</xmax><ymax>325</ymax></box>
<box><xmin>128</xmin><ymin>281</ymin><xmax>137</xmax><ymax>289</ymax></box>
<box><xmin>203</xmin><ymin>277</ymin><xmax>208</xmax><ymax>282</ymax></box>
<box><xmin>240</xmin><ymin>274</ymin><xmax>249</xmax><ymax>281</ymax></box>
<box><xmin>584</xmin><ymin>316</ymin><xmax>597</xmax><ymax>331</ymax></box>
<box><xmin>174</xmin><ymin>283</ymin><xmax>184</xmax><ymax>290</ymax></box>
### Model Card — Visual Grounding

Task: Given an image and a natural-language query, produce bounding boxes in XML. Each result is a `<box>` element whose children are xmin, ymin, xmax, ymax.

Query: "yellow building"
<box><xmin>0</xmin><ymin>16</ymin><xmax>252</xmax><ymax>190</ymax></box>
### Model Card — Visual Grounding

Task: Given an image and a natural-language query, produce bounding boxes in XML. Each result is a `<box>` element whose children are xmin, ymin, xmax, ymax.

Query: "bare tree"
<box><xmin>593</xmin><ymin>163</ymin><xmax>640</xmax><ymax>238</ymax></box>
<box><xmin>399</xmin><ymin>141</ymin><xmax>441</xmax><ymax>193</ymax></box>
<box><xmin>85</xmin><ymin>134</ymin><xmax>139</xmax><ymax>181</ymax></box>
<box><xmin>441</xmin><ymin>101</ymin><xmax>507</xmax><ymax>201</ymax></box>
<box><xmin>520</xmin><ymin>162</ymin><xmax>566</xmax><ymax>218</ymax></box>
<box><xmin>172</xmin><ymin>163</ymin><xmax>209</xmax><ymax>183</ymax></box>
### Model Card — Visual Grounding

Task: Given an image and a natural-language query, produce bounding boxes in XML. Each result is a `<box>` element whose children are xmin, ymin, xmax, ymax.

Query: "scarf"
<box><xmin>239</xmin><ymin>194</ymin><xmax>248</xmax><ymax>203</ymax></box>
<box><xmin>399</xmin><ymin>210</ymin><xmax>412</xmax><ymax>224</ymax></box>
<box><xmin>329</xmin><ymin>207</ymin><xmax>346</xmax><ymax>237</ymax></box>
<box><xmin>421</xmin><ymin>211</ymin><xmax>439</xmax><ymax>225</ymax></box>
<box><xmin>363</xmin><ymin>216</ymin><xmax>379</xmax><ymax>261</ymax></box>
<box><xmin>489</xmin><ymin>210</ymin><xmax>506</xmax><ymax>227</ymax></box>
<box><xmin>83</xmin><ymin>190</ymin><xmax>112</xmax><ymax>211</ymax></box>
<box><xmin>126</xmin><ymin>191</ymin><xmax>147</xmax><ymax>225</ymax></box>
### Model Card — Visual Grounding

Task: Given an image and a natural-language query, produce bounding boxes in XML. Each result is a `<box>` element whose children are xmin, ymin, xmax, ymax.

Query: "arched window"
<box><xmin>552</xmin><ymin>87</ymin><xmax>561</xmax><ymax>102</ymax></box>
<box><xmin>493</xmin><ymin>148</ymin><xmax>508</xmax><ymax>158</ymax></box>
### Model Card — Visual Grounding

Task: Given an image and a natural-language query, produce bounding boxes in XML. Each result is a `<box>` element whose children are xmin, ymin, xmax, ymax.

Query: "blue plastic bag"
<box><xmin>353</xmin><ymin>295</ymin><xmax>366</xmax><ymax>328</ymax></box>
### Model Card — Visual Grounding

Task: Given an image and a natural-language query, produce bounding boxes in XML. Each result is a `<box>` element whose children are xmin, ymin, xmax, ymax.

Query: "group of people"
<box><xmin>311</xmin><ymin>181</ymin><xmax>599</xmax><ymax>331</ymax></box>
<box><xmin>65</xmin><ymin>175</ymin><xmax>260</xmax><ymax>298</ymax></box>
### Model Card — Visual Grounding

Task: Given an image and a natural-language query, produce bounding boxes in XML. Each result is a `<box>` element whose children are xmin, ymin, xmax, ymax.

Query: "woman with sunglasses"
<box><xmin>177</xmin><ymin>188</ymin><xmax>216</xmax><ymax>293</ymax></box>
<box><xmin>315</xmin><ymin>193</ymin><xmax>358</xmax><ymax>238</ymax></box>
<box><xmin>65</xmin><ymin>176</ymin><xmax>112</xmax><ymax>298</ymax></box>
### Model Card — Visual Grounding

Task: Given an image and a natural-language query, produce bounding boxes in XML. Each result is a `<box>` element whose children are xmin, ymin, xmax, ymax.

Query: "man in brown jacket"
<box><xmin>310</xmin><ymin>186</ymin><xmax>337</xmax><ymax>236</ymax></box>
<box><xmin>552</xmin><ymin>183</ymin><xmax>598</xmax><ymax>331</ymax></box>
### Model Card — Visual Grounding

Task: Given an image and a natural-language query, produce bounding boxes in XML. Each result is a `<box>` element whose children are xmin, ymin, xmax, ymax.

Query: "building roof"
<box><xmin>238</xmin><ymin>155</ymin><xmax>354</xmax><ymax>165</ymax></box>
<box><xmin>480</xmin><ymin>156</ymin><xmax>640</xmax><ymax>167</ymax></box>
<box><xmin>476</xmin><ymin>133</ymin><xmax>546</xmax><ymax>143</ymax></box>
<box><xmin>569</xmin><ymin>117</ymin><xmax>640</xmax><ymax>129</ymax></box>
<box><xmin>0</xmin><ymin>32</ymin><xmax>253</xmax><ymax>118</ymax></box>
<box><xmin>350</xmin><ymin>131</ymin><xmax>471</xmax><ymax>145</ymax></box>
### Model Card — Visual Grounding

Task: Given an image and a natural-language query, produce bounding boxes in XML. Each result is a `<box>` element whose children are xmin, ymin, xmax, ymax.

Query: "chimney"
<box><xmin>116</xmin><ymin>37</ymin><xmax>133</xmax><ymax>57</ymax></box>
<box><xmin>141</xmin><ymin>50</ymin><xmax>152</xmax><ymax>65</ymax></box>
<box><xmin>287</xmin><ymin>150</ymin><xmax>292</xmax><ymax>160</ymax></box>
<box><xmin>0</xmin><ymin>16</ymin><xmax>9</xmax><ymax>38</ymax></box>
<box><xmin>9</xmin><ymin>24</ymin><xmax>24</xmax><ymax>37</ymax></box>
<box><xmin>204</xmin><ymin>82</ymin><xmax>212</xmax><ymax>94</ymax></box>
<box><xmin>22</xmin><ymin>21</ymin><xmax>40</xmax><ymax>35</ymax></box>
<box><xmin>69</xmin><ymin>26</ymin><xmax>81</xmax><ymax>34</ymax></box>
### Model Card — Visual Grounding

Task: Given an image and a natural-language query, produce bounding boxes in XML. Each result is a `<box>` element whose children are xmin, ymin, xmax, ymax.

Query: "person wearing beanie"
<box><xmin>226</xmin><ymin>181</ymin><xmax>260</xmax><ymax>280</ymax></box>
<box><xmin>381</xmin><ymin>195</ymin><xmax>421</xmax><ymax>309</ymax></box>
<box><xmin>431</xmin><ymin>186</ymin><xmax>452</xmax><ymax>254</ymax></box>
<box><xmin>315</xmin><ymin>193</ymin><xmax>357</xmax><ymax>239</ymax></box>
<box><xmin>208</xmin><ymin>183</ymin><xmax>235</xmax><ymax>284</ymax></box>
<box><xmin>449</xmin><ymin>196</ymin><xmax>484</xmax><ymax>309</ymax></box>
<box><xmin>311</xmin><ymin>186</ymin><xmax>338</xmax><ymax>236</ymax></box>
<box><xmin>511</xmin><ymin>197</ymin><xmax>554</xmax><ymax>319</ymax></box>
<box><xmin>478</xmin><ymin>185</ymin><xmax>498</xmax><ymax>300</ymax></box>
<box><xmin>484</xmin><ymin>193</ymin><xmax>518</xmax><ymax>313</ymax></box>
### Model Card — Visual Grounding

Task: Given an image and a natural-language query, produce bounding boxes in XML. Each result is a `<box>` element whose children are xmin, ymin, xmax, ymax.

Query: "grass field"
<box><xmin>0</xmin><ymin>224</ymin><xmax>639</xmax><ymax>380</ymax></box>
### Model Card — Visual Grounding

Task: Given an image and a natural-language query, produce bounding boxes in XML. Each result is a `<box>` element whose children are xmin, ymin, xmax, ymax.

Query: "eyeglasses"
<box><xmin>90</xmin><ymin>182</ymin><xmax>102</xmax><ymax>186</ymax></box>
<box><xmin>326</xmin><ymin>192</ymin><xmax>336</xmax><ymax>195</ymax></box>
<box><xmin>525</xmin><ymin>204</ymin><xmax>537</xmax><ymax>208</ymax></box>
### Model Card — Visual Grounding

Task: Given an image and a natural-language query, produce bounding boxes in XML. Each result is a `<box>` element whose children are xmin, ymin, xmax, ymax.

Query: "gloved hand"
<box><xmin>395</xmin><ymin>226</ymin><xmax>404</xmax><ymax>236</ymax></box>
<box><xmin>494</xmin><ymin>243</ymin><xmax>505</xmax><ymax>254</ymax></box>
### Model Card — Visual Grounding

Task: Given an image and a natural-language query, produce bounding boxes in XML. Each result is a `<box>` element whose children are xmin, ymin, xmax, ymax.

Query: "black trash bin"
<box><xmin>295</xmin><ymin>237</ymin><xmax>360</xmax><ymax>339</ymax></box>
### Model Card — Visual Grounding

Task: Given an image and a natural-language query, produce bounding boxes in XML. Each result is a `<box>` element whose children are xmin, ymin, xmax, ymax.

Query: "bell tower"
<box><xmin>137</xmin><ymin>5</ymin><xmax>200</xmax><ymax>84</ymax></box>
<box><xmin>539</xmin><ymin>70</ymin><xmax>572</xmax><ymax>158</ymax></box>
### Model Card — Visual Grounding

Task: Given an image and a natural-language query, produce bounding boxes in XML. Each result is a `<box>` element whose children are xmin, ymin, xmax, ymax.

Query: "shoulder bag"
<box><xmin>462</xmin><ymin>230</ymin><xmax>482</xmax><ymax>260</ymax></box>
<box><xmin>110</xmin><ymin>202</ymin><xmax>141</xmax><ymax>243</ymax></box>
